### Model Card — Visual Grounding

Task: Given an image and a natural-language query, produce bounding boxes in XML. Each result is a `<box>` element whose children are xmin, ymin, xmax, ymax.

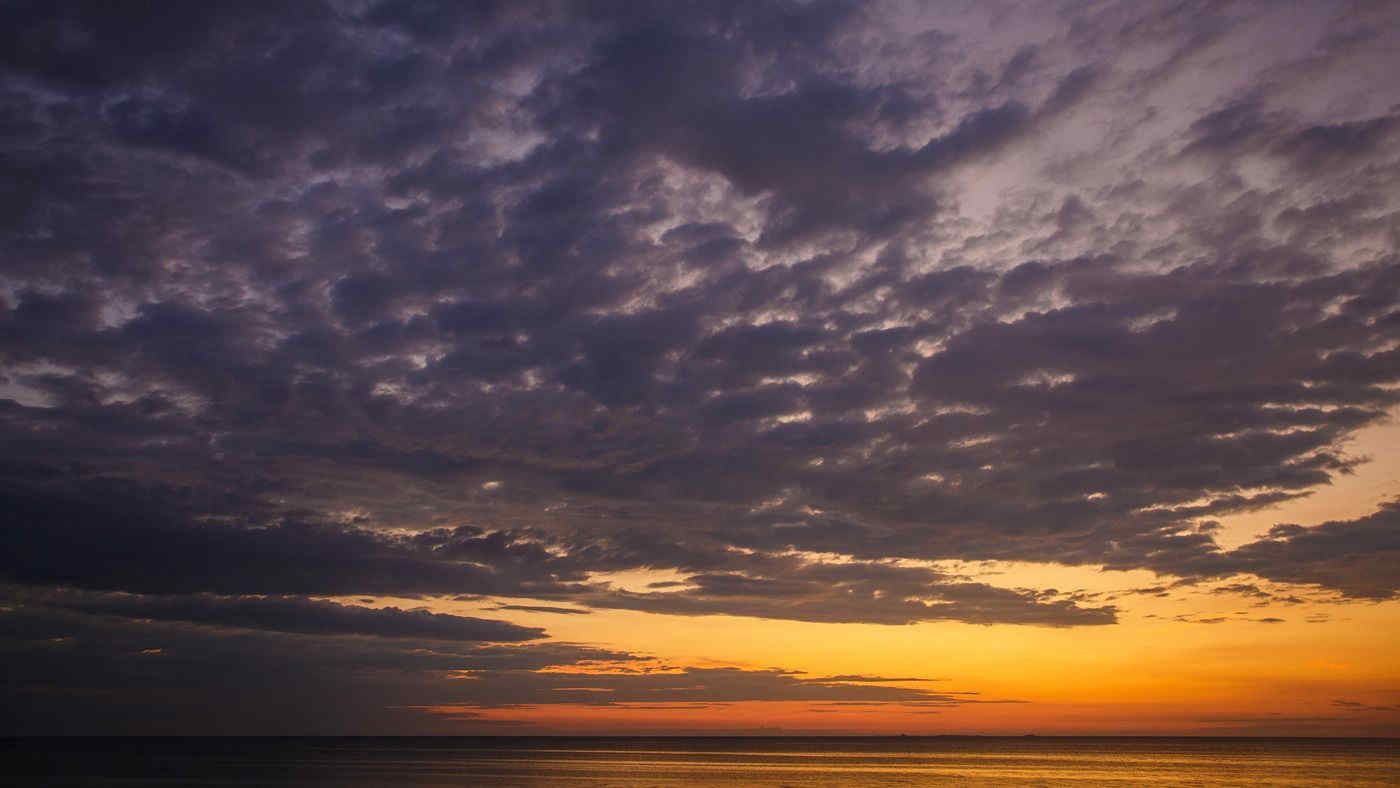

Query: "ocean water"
<box><xmin>3</xmin><ymin>736</ymin><xmax>1398</xmax><ymax>786</ymax></box>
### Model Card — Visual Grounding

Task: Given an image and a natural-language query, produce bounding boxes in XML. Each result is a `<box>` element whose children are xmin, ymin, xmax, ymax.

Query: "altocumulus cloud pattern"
<box><xmin>2</xmin><ymin>0</ymin><xmax>1400</xmax><ymax>734</ymax></box>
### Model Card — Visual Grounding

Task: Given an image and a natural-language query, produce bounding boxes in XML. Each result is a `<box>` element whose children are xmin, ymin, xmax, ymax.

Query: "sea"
<box><xmin>3</xmin><ymin>736</ymin><xmax>1398</xmax><ymax>786</ymax></box>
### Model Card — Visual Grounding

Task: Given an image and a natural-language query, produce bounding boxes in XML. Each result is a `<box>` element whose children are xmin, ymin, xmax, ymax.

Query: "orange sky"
<box><xmin>347</xmin><ymin>418</ymin><xmax>1400</xmax><ymax>736</ymax></box>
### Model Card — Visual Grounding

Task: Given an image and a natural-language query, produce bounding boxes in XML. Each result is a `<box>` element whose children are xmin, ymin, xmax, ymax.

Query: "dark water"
<box><xmin>4</xmin><ymin>736</ymin><xmax>1398</xmax><ymax>786</ymax></box>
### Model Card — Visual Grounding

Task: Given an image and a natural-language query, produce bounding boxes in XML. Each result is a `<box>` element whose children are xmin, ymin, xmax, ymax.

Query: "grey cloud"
<box><xmin>577</xmin><ymin>562</ymin><xmax>1117</xmax><ymax>627</ymax></box>
<box><xmin>0</xmin><ymin>597</ymin><xmax>1007</xmax><ymax>733</ymax></box>
<box><xmin>492</xmin><ymin>604</ymin><xmax>592</xmax><ymax>615</ymax></box>
<box><xmin>0</xmin><ymin>475</ymin><xmax>1117</xmax><ymax>626</ymax></box>
<box><xmin>0</xmin><ymin>600</ymin><xmax>639</xmax><ymax>734</ymax></box>
<box><xmin>821</xmin><ymin>675</ymin><xmax>942</xmax><ymax>683</ymax></box>
<box><xmin>1225</xmin><ymin>500</ymin><xmax>1400</xmax><ymax>599</ymax></box>
<box><xmin>1332</xmin><ymin>699</ymin><xmax>1400</xmax><ymax>713</ymax></box>
<box><xmin>439</xmin><ymin>666</ymin><xmax>1004</xmax><ymax>709</ymax></box>
<box><xmin>3</xmin><ymin>0</ymin><xmax>1400</xmax><ymax>735</ymax></box>
<box><xmin>0</xmin><ymin>478</ymin><xmax>593</xmax><ymax>599</ymax></box>
<box><xmin>13</xmin><ymin>587</ymin><xmax>546</xmax><ymax>642</ymax></box>
<box><xmin>1274</xmin><ymin>114</ymin><xmax>1400</xmax><ymax>170</ymax></box>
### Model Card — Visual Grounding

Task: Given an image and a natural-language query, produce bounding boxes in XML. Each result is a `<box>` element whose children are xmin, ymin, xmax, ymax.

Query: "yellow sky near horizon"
<box><xmin>333</xmin><ymin>412</ymin><xmax>1400</xmax><ymax>736</ymax></box>
<box><xmin>345</xmin><ymin>579</ymin><xmax>1400</xmax><ymax>735</ymax></box>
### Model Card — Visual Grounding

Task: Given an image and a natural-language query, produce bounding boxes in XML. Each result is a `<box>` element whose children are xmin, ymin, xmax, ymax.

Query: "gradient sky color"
<box><xmin>2</xmin><ymin>0</ymin><xmax>1399</xmax><ymax>736</ymax></box>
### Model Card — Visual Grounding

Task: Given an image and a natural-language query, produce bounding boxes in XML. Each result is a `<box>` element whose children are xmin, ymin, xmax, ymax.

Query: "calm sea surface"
<box><xmin>4</xmin><ymin>736</ymin><xmax>1398</xmax><ymax>786</ymax></box>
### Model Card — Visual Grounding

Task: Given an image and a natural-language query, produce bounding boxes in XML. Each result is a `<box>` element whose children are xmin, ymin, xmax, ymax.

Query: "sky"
<box><xmin>2</xmin><ymin>0</ymin><xmax>1400</xmax><ymax>736</ymax></box>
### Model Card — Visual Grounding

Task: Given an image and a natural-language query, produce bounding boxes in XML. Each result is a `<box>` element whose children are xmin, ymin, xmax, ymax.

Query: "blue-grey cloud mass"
<box><xmin>3</xmin><ymin>0</ymin><xmax>1399</xmax><ymax>732</ymax></box>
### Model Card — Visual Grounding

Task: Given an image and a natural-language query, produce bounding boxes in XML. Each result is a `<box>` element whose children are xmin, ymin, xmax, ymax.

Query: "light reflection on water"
<box><xmin>5</xmin><ymin>736</ymin><xmax>1398</xmax><ymax>786</ymax></box>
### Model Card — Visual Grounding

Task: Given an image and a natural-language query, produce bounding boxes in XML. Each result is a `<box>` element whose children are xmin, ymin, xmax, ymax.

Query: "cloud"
<box><xmin>1332</xmin><ymin>699</ymin><xmax>1400</xmax><ymax>713</ymax></box>
<box><xmin>0</xmin><ymin>480</ymin><xmax>589</xmax><ymax>599</ymax></box>
<box><xmin>0</xmin><ymin>476</ymin><xmax>1117</xmax><ymax>626</ymax></box>
<box><xmin>492</xmin><ymin>604</ymin><xmax>592</xmax><ymax>615</ymax></box>
<box><xmin>0</xmin><ymin>599</ymin><xmax>640</xmax><ymax>734</ymax></box>
<box><xmin>3</xmin><ymin>0</ymin><xmax>1400</xmax><ymax>732</ymax></box>
<box><xmin>1225</xmin><ymin>501</ymin><xmax>1400</xmax><ymax>599</ymax></box>
<box><xmin>429</xmin><ymin>666</ymin><xmax>1015</xmax><ymax>708</ymax></box>
<box><xmin>10</xmin><ymin>587</ymin><xmax>546</xmax><ymax>642</ymax></box>
<box><xmin>579</xmin><ymin>565</ymin><xmax>1118</xmax><ymax>627</ymax></box>
<box><xmin>821</xmin><ymin>675</ymin><xmax>942</xmax><ymax>683</ymax></box>
<box><xmin>0</xmin><ymin>597</ymin><xmax>1010</xmax><ymax>733</ymax></box>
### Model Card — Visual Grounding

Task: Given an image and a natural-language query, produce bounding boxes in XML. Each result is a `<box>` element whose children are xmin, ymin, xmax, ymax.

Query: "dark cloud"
<box><xmin>579</xmin><ymin>564</ymin><xmax>1118</xmax><ymax>627</ymax></box>
<box><xmin>0</xmin><ymin>600</ymin><xmax>639</xmax><ymax>734</ymax></box>
<box><xmin>2</xmin><ymin>0</ymin><xmax>1397</xmax><ymax>592</ymax></box>
<box><xmin>1224</xmin><ymin>500</ymin><xmax>1400</xmax><ymax>599</ymax></box>
<box><xmin>424</xmin><ymin>666</ymin><xmax>1009</xmax><ymax>709</ymax></box>
<box><xmin>0</xmin><ymin>475</ymin><xmax>1116</xmax><ymax>626</ymax></box>
<box><xmin>9</xmin><ymin>587</ymin><xmax>546</xmax><ymax>642</ymax></box>
<box><xmin>0</xmin><ymin>598</ymin><xmax>1006</xmax><ymax>733</ymax></box>
<box><xmin>1332</xmin><ymin>699</ymin><xmax>1400</xmax><ymax>713</ymax></box>
<box><xmin>492</xmin><ymin>604</ymin><xmax>592</xmax><ymax>615</ymax></box>
<box><xmin>3</xmin><ymin>0</ymin><xmax>1400</xmax><ymax>732</ymax></box>
<box><xmin>0</xmin><ymin>479</ymin><xmax>588</xmax><ymax>599</ymax></box>
<box><xmin>822</xmin><ymin>675</ymin><xmax>942</xmax><ymax>683</ymax></box>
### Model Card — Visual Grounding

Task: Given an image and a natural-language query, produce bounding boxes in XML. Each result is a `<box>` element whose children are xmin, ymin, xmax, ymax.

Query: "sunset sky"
<box><xmin>3</xmin><ymin>0</ymin><xmax>1400</xmax><ymax>736</ymax></box>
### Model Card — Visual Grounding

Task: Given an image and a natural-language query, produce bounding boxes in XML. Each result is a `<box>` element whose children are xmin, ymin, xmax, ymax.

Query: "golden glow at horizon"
<box><xmin>335</xmin><ymin>417</ymin><xmax>1400</xmax><ymax>734</ymax></box>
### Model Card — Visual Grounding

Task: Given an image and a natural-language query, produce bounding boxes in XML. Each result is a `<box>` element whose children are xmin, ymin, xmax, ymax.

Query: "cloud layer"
<box><xmin>3</xmin><ymin>0</ymin><xmax>1400</xmax><ymax>732</ymax></box>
